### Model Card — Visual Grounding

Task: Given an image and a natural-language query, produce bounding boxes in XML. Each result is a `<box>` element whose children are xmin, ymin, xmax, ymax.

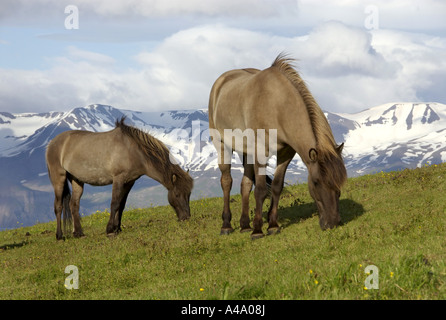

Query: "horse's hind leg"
<box><xmin>219</xmin><ymin>161</ymin><xmax>234</xmax><ymax>235</ymax></box>
<box><xmin>69</xmin><ymin>178</ymin><xmax>85</xmax><ymax>238</ymax></box>
<box><xmin>240</xmin><ymin>155</ymin><xmax>254</xmax><ymax>232</ymax></box>
<box><xmin>52</xmin><ymin>178</ymin><xmax>65</xmax><ymax>240</ymax></box>
<box><xmin>252</xmin><ymin>163</ymin><xmax>268</xmax><ymax>239</ymax></box>
<box><xmin>215</xmin><ymin>140</ymin><xmax>234</xmax><ymax>235</ymax></box>
<box><xmin>48</xmin><ymin>168</ymin><xmax>67</xmax><ymax>240</ymax></box>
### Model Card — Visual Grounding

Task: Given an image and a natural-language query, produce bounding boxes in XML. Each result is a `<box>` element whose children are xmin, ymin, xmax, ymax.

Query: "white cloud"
<box><xmin>0</xmin><ymin>0</ymin><xmax>295</xmax><ymax>25</ymax></box>
<box><xmin>132</xmin><ymin>25</ymin><xmax>291</xmax><ymax>109</ymax></box>
<box><xmin>84</xmin><ymin>0</ymin><xmax>289</xmax><ymax>18</ymax></box>
<box><xmin>294</xmin><ymin>21</ymin><xmax>397</xmax><ymax>77</ymax></box>
<box><xmin>296</xmin><ymin>0</ymin><xmax>446</xmax><ymax>31</ymax></box>
<box><xmin>0</xmin><ymin>22</ymin><xmax>445</xmax><ymax>114</ymax></box>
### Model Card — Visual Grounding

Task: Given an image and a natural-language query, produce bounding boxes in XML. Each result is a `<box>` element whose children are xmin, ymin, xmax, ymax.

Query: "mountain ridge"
<box><xmin>1</xmin><ymin>102</ymin><xmax>445</xmax><ymax>229</ymax></box>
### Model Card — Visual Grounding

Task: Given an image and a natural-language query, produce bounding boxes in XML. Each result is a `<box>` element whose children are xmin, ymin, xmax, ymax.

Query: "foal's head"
<box><xmin>307</xmin><ymin>144</ymin><xmax>346</xmax><ymax>230</ymax></box>
<box><xmin>167</xmin><ymin>171</ymin><xmax>193</xmax><ymax>221</ymax></box>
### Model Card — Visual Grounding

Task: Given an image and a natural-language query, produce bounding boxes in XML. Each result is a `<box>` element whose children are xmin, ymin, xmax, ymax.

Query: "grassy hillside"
<box><xmin>1</xmin><ymin>163</ymin><xmax>445</xmax><ymax>300</ymax></box>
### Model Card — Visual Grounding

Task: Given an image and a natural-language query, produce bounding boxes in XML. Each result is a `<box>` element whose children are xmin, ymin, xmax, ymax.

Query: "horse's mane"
<box><xmin>271</xmin><ymin>53</ymin><xmax>347</xmax><ymax>190</ymax></box>
<box><xmin>115</xmin><ymin>117</ymin><xmax>193</xmax><ymax>192</ymax></box>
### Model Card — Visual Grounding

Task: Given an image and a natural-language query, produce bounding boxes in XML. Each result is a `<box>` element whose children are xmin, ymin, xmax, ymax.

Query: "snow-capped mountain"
<box><xmin>1</xmin><ymin>102</ymin><xmax>445</xmax><ymax>229</ymax></box>
<box><xmin>340</xmin><ymin>102</ymin><xmax>446</xmax><ymax>174</ymax></box>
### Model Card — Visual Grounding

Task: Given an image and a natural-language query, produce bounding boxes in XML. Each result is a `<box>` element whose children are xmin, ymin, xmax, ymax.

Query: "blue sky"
<box><xmin>0</xmin><ymin>0</ymin><xmax>445</xmax><ymax>114</ymax></box>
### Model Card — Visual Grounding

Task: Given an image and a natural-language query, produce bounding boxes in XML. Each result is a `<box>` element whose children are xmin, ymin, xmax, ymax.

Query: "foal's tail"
<box><xmin>62</xmin><ymin>180</ymin><xmax>72</xmax><ymax>236</ymax></box>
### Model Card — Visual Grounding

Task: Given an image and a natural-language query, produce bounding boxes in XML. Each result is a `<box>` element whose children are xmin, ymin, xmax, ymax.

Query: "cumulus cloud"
<box><xmin>0</xmin><ymin>22</ymin><xmax>445</xmax><ymax>114</ymax></box>
<box><xmin>294</xmin><ymin>21</ymin><xmax>397</xmax><ymax>77</ymax></box>
<box><xmin>132</xmin><ymin>25</ymin><xmax>291</xmax><ymax>109</ymax></box>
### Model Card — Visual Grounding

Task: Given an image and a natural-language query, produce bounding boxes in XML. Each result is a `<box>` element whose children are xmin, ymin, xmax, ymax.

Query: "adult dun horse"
<box><xmin>209</xmin><ymin>54</ymin><xmax>347</xmax><ymax>239</ymax></box>
<box><xmin>46</xmin><ymin>117</ymin><xmax>193</xmax><ymax>240</ymax></box>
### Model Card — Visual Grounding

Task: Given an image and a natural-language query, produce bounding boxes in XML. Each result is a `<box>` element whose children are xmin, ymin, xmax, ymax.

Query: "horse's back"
<box><xmin>209</xmin><ymin>64</ymin><xmax>311</xmax><ymax>151</ymax></box>
<box><xmin>46</xmin><ymin>130</ymin><xmax>105</xmax><ymax>163</ymax></box>
<box><xmin>46</xmin><ymin>128</ymin><xmax>143</xmax><ymax>186</ymax></box>
<box><xmin>46</xmin><ymin>130</ymin><xmax>82</xmax><ymax>166</ymax></box>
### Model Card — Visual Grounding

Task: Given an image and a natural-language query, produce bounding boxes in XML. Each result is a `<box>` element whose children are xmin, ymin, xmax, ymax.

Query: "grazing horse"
<box><xmin>46</xmin><ymin>117</ymin><xmax>193</xmax><ymax>240</ymax></box>
<box><xmin>209</xmin><ymin>53</ymin><xmax>347</xmax><ymax>239</ymax></box>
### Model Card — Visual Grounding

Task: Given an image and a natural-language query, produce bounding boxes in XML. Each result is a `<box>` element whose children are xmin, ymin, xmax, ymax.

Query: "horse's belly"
<box><xmin>68</xmin><ymin>166</ymin><xmax>114</xmax><ymax>186</ymax></box>
<box><xmin>63</xmin><ymin>155</ymin><xmax>114</xmax><ymax>185</ymax></box>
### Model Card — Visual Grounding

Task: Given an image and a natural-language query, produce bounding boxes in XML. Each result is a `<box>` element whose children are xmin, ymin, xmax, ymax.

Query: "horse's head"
<box><xmin>307</xmin><ymin>145</ymin><xmax>346</xmax><ymax>230</ymax></box>
<box><xmin>167</xmin><ymin>173</ymin><xmax>192</xmax><ymax>221</ymax></box>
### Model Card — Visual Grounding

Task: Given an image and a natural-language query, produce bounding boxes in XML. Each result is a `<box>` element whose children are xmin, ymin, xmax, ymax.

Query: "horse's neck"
<box><xmin>285</xmin><ymin>129</ymin><xmax>317</xmax><ymax>167</ymax></box>
<box><xmin>144</xmin><ymin>162</ymin><xmax>172</xmax><ymax>190</ymax></box>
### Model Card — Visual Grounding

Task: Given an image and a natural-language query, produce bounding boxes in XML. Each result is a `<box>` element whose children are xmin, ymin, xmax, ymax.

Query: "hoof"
<box><xmin>73</xmin><ymin>231</ymin><xmax>85</xmax><ymax>238</ymax></box>
<box><xmin>240</xmin><ymin>227</ymin><xmax>253</xmax><ymax>233</ymax></box>
<box><xmin>251</xmin><ymin>232</ymin><xmax>264</xmax><ymax>240</ymax></box>
<box><xmin>220</xmin><ymin>228</ymin><xmax>234</xmax><ymax>235</ymax></box>
<box><xmin>267</xmin><ymin>227</ymin><xmax>281</xmax><ymax>236</ymax></box>
<box><xmin>107</xmin><ymin>232</ymin><xmax>118</xmax><ymax>238</ymax></box>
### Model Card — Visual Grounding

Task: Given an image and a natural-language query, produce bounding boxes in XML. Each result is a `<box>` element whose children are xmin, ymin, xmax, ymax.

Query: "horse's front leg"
<box><xmin>106</xmin><ymin>178</ymin><xmax>135</xmax><ymax>236</ymax></box>
<box><xmin>267</xmin><ymin>157</ymin><xmax>293</xmax><ymax>235</ymax></box>
<box><xmin>107</xmin><ymin>178</ymin><xmax>125</xmax><ymax>236</ymax></box>
<box><xmin>117</xmin><ymin>181</ymin><xmax>135</xmax><ymax>232</ymax></box>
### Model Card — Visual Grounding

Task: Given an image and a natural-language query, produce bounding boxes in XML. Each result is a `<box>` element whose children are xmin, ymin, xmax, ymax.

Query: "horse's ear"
<box><xmin>309</xmin><ymin>148</ymin><xmax>318</xmax><ymax>162</ymax></box>
<box><xmin>337</xmin><ymin>143</ymin><xmax>344</xmax><ymax>154</ymax></box>
<box><xmin>172</xmin><ymin>174</ymin><xmax>177</xmax><ymax>184</ymax></box>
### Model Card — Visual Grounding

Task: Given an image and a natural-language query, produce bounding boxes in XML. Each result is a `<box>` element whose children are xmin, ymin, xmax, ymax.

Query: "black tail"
<box><xmin>62</xmin><ymin>180</ymin><xmax>72</xmax><ymax>236</ymax></box>
<box><xmin>253</xmin><ymin>174</ymin><xmax>273</xmax><ymax>198</ymax></box>
<box><xmin>265</xmin><ymin>174</ymin><xmax>273</xmax><ymax>197</ymax></box>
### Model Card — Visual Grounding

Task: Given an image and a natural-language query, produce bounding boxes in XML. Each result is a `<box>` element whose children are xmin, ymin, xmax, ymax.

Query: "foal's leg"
<box><xmin>47</xmin><ymin>164</ymin><xmax>67</xmax><ymax>240</ymax></box>
<box><xmin>240</xmin><ymin>155</ymin><xmax>254</xmax><ymax>232</ymax></box>
<box><xmin>116</xmin><ymin>181</ymin><xmax>135</xmax><ymax>233</ymax></box>
<box><xmin>70</xmin><ymin>178</ymin><xmax>85</xmax><ymax>238</ymax></box>
<box><xmin>52</xmin><ymin>177</ymin><xmax>66</xmax><ymax>241</ymax></box>
<box><xmin>107</xmin><ymin>177</ymin><xmax>131</xmax><ymax>236</ymax></box>
<box><xmin>251</xmin><ymin>163</ymin><xmax>269</xmax><ymax>239</ymax></box>
<box><xmin>107</xmin><ymin>179</ymin><xmax>122</xmax><ymax>235</ymax></box>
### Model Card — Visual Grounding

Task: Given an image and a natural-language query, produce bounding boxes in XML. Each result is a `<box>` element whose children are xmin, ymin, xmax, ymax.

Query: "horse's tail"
<box><xmin>265</xmin><ymin>174</ymin><xmax>272</xmax><ymax>197</ymax></box>
<box><xmin>253</xmin><ymin>174</ymin><xmax>273</xmax><ymax>198</ymax></box>
<box><xmin>62</xmin><ymin>180</ymin><xmax>72</xmax><ymax>236</ymax></box>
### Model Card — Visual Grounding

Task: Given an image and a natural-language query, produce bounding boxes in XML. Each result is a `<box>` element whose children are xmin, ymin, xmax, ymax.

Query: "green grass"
<box><xmin>1</xmin><ymin>163</ymin><xmax>445</xmax><ymax>300</ymax></box>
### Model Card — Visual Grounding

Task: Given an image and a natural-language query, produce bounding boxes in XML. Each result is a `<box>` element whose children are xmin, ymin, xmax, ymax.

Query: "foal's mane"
<box><xmin>271</xmin><ymin>53</ymin><xmax>347</xmax><ymax>190</ymax></box>
<box><xmin>115</xmin><ymin>117</ymin><xmax>193</xmax><ymax>192</ymax></box>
